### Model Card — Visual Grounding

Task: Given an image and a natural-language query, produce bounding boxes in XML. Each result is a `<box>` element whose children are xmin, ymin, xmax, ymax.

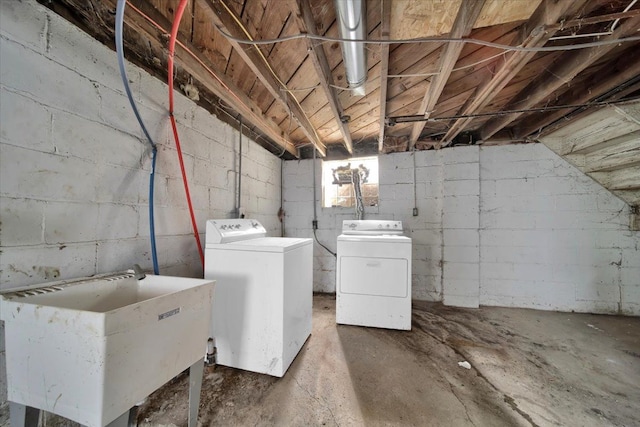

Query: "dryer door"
<box><xmin>339</xmin><ymin>256</ymin><xmax>408</xmax><ymax>298</ymax></box>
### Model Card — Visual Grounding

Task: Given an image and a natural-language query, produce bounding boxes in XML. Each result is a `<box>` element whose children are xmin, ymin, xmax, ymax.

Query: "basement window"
<box><xmin>322</xmin><ymin>157</ymin><xmax>379</xmax><ymax>208</ymax></box>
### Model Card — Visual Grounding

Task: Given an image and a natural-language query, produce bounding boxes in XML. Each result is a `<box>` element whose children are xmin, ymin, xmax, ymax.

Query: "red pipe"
<box><xmin>168</xmin><ymin>0</ymin><xmax>205</xmax><ymax>268</ymax></box>
<box><xmin>127</xmin><ymin>3</ymin><xmax>284</xmax><ymax>153</ymax></box>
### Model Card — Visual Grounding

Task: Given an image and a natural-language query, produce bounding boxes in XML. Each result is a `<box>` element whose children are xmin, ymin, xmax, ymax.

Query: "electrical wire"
<box><xmin>387</xmin><ymin>97</ymin><xmax>640</xmax><ymax>124</ymax></box>
<box><xmin>312</xmin><ymin>147</ymin><xmax>336</xmax><ymax>258</ymax></box>
<box><xmin>168</xmin><ymin>0</ymin><xmax>205</xmax><ymax>268</ymax></box>
<box><xmin>215</xmin><ymin>97</ymin><xmax>289</xmax><ymax>157</ymax></box>
<box><xmin>611</xmin><ymin>0</ymin><xmax>639</xmax><ymax>32</ymax></box>
<box><xmin>214</xmin><ymin>25</ymin><xmax>640</xmax><ymax>52</ymax></box>
<box><xmin>217</xmin><ymin>0</ymin><xmax>323</xmax><ymax>150</ymax></box>
<box><xmin>314</xmin><ymin>228</ymin><xmax>337</xmax><ymax>258</ymax></box>
<box><xmin>126</xmin><ymin>2</ymin><xmax>297</xmax><ymax>158</ymax></box>
<box><xmin>115</xmin><ymin>0</ymin><xmax>159</xmax><ymax>275</ymax></box>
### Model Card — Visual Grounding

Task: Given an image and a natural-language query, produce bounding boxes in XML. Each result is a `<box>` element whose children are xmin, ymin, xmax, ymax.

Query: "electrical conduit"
<box><xmin>168</xmin><ymin>0</ymin><xmax>205</xmax><ymax>268</ymax></box>
<box><xmin>115</xmin><ymin>0</ymin><xmax>159</xmax><ymax>275</ymax></box>
<box><xmin>312</xmin><ymin>148</ymin><xmax>336</xmax><ymax>257</ymax></box>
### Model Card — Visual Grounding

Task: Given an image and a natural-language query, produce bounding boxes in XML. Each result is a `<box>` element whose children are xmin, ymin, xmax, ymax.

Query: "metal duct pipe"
<box><xmin>334</xmin><ymin>0</ymin><xmax>367</xmax><ymax>96</ymax></box>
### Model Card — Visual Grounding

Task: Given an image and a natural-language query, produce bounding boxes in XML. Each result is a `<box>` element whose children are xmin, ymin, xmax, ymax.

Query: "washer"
<box><xmin>336</xmin><ymin>220</ymin><xmax>412</xmax><ymax>330</ymax></box>
<box><xmin>205</xmin><ymin>219</ymin><xmax>312</xmax><ymax>377</ymax></box>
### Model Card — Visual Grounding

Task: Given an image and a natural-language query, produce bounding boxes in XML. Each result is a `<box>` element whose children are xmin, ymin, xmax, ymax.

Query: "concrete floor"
<box><xmin>1</xmin><ymin>294</ymin><xmax>639</xmax><ymax>426</ymax></box>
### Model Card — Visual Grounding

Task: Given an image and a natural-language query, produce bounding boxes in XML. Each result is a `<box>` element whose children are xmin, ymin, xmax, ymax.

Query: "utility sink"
<box><xmin>0</xmin><ymin>271</ymin><xmax>215</xmax><ymax>427</ymax></box>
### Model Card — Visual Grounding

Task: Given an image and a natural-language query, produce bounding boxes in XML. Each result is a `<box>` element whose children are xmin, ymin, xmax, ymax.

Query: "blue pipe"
<box><xmin>115</xmin><ymin>0</ymin><xmax>160</xmax><ymax>275</ymax></box>
<box><xmin>149</xmin><ymin>147</ymin><xmax>159</xmax><ymax>274</ymax></box>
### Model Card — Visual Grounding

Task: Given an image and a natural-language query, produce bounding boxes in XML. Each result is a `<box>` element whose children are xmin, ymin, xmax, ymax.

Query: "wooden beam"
<box><xmin>515</xmin><ymin>47</ymin><xmax>640</xmax><ymax>138</ymax></box>
<box><xmin>123</xmin><ymin>0</ymin><xmax>299</xmax><ymax>157</ymax></box>
<box><xmin>533</xmin><ymin>82</ymin><xmax>640</xmax><ymax>138</ymax></box>
<box><xmin>201</xmin><ymin>0</ymin><xmax>326</xmax><ymax>156</ymax></box>
<box><xmin>590</xmin><ymin>166</ymin><xmax>640</xmax><ymax>191</ymax></box>
<box><xmin>566</xmin><ymin>135</ymin><xmax>640</xmax><ymax>173</ymax></box>
<box><xmin>615</xmin><ymin>190</ymin><xmax>640</xmax><ymax>208</ymax></box>
<box><xmin>569</xmin><ymin>130</ymin><xmax>640</xmax><ymax>156</ymax></box>
<box><xmin>480</xmin><ymin>15</ymin><xmax>640</xmax><ymax>141</ymax></box>
<box><xmin>377</xmin><ymin>0</ymin><xmax>391</xmax><ymax>152</ymax></box>
<box><xmin>440</xmin><ymin>0</ymin><xmax>579</xmax><ymax>146</ymax></box>
<box><xmin>291</xmin><ymin>0</ymin><xmax>352</xmax><ymax>154</ymax></box>
<box><xmin>549</xmin><ymin>8</ymin><xmax>640</xmax><ymax>30</ymax></box>
<box><xmin>408</xmin><ymin>0</ymin><xmax>486</xmax><ymax>149</ymax></box>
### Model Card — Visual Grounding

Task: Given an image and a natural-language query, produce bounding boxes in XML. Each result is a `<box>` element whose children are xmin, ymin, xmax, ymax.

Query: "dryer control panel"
<box><xmin>341</xmin><ymin>220</ymin><xmax>403</xmax><ymax>235</ymax></box>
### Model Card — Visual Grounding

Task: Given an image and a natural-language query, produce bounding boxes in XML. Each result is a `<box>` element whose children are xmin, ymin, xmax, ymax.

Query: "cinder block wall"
<box><xmin>479</xmin><ymin>144</ymin><xmax>639</xmax><ymax>314</ymax></box>
<box><xmin>283</xmin><ymin>151</ymin><xmax>444</xmax><ymax>298</ymax></box>
<box><xmin>283</xmin><ymin>145</ymin><xmax>640</xmax><ymax>314</ymax></box>
<box><xmin>0</xmin><ymin>0</ymin><xmax>282</xmax><ymax>403</ymax></box>
<box><xmin>442</xmin><ymin>147</ymin><xmax>480</xmax><ymax>308</ymax></box>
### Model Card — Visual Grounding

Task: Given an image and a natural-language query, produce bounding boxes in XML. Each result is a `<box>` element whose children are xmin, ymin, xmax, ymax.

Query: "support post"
<box><xmin>188</xmin><ymin>358</ymin><xmax>205</xmax><ymax>427</ymax></box>
<box><xmin>9</xmin><ymin>402</ymin><xmax>40</xmax><ymax>427</ymax></box>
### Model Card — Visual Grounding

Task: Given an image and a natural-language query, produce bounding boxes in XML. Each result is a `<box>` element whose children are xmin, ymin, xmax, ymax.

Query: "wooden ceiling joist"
<box><xmin>440</xmin><ymin>0</ymin><xmax>580</xmax><ymax>146</ymax></box>
<box><xmin>202</xmin><ymin>0</ymin><xmax>326</xmax><ymax>156</ymax></box>
<box><xmin>408</xmin><ymin>0</ymin><xmax>487</xmax><ymax>149</ymax></box>
<box><xmin>550</xmin><ymin>8</ymin><xmax>640</xmax><ymax>31</ymax></box>
<box><xmin>42</xmin><ymin>0</ymin><xmax>640</xmax><ymax>162</ymax></box>
<box><xmin>377</xmin><ymin>0</ymin><xmax>391</xmax><ymax>152</ymax></box>
<box><xmin>590</xmin><ymin>166</ymin><xmax>640</xmax><ymax>192</ymax></box>
<box><xmin>291</xmin><ymin>0</ymin><xmax>353</xmax><ymax>154</ymax></box>
<box><xmin>480</xmin><ymin>14</ymin><xmax>640</xmax><ymax>141</ymax></box>
<box><xmin>124</xmin><ymin>0</ymin><xmax>299</xmax><ymax>157</ymax></box>
<box><xmin>514</xmin><ymin>47</ymin><xmax>640</xmax><ymax>139</ymax></box>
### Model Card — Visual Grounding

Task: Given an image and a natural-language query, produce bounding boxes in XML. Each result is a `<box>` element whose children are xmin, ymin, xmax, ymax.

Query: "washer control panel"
<box><xmin>342</xmin><ymin>220</ymin><xmax>403</xmax><ymax>235</ymax></box>
<box><xmin>206</xmin><ymin>219</ymin><xmax>267</xmax><ymax>244</ymax></box>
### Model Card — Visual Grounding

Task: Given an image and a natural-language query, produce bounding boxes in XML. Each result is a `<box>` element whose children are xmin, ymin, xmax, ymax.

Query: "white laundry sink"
<box><xmin>0</xmin><ymin>272</ymin><xmax>215</xmax><ymax>427</ymax></box>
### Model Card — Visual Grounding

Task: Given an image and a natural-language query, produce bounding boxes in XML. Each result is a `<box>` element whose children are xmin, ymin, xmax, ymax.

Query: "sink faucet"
<box><xmin>133</xmin><ymin>264</ymin><xmax>146</xmax><ymax>280</ymax></box>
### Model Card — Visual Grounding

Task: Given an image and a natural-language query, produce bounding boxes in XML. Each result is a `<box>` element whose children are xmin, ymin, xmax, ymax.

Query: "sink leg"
<box><xmin>128</xmin><ymin>406</ymin><xmax>138</xmax><ymax>427</ymax></box>
<box><xmin>9</xmin><ymin>402</ymin><xmax>39</xmax><ymax>427</ymax></box>
<box><xmin>188</xmin><ymin>358</ymin><xmax>204</xmax><ymax>427</ymax></box>
<box><xmin>105</xmin><ymin>407</ymin><xmax>137</xmax><ymax>427</ymax></box>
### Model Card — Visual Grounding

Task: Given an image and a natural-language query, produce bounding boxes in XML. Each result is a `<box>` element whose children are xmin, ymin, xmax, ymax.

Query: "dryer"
<box><xmin>205</xmin><ymin>219</ymin><xmax>312</xmax><ymax>377</ymax></box>
<box><xmin>336</xmin><ymin>220</ymin><xmax>412</xmax><ymax>330</ymax></box>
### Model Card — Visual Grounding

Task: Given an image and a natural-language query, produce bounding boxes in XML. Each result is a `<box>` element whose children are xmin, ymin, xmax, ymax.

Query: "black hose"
<box><xmin>313</xmin><ymin>228</ymin><xmax>336</xmax><ymax>258</ymax></box>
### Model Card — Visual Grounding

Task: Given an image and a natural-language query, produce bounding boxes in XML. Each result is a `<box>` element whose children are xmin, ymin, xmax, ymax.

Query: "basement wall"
<box><xmin>0</xmin><ymin>0</ymin><xmax>282</xmax><ymax>403</ymax></box>
<box><xmin>283</xmin><ymin>151</ymin><xmax>443</xmax><ymax>300</ymax></box>
<box><xmin>283</xmin><ymin>145</ymin><xmax>639</xmax><ymax>314</ymax></box>
<box><xmin>479</xmin><ymin>145</ymin><xmax>639</xmax><ymax>314</ymax></box>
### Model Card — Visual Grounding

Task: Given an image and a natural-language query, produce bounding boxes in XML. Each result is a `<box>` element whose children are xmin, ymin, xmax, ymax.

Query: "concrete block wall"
<box><xmin>442</xmin><ymin>147</ymin><xmax>480</xmax><ymax>308</ymax></box>
<box><xmin>283</xmin><ymin>151</ymin><xmax>444</xmax><ymax>298</ymax></box>
<box><xmin>283</xmin><ymin>145</ymin><xmax>639</xmax><ymax>315</ymax></box>
<box><xmin>479</xmin><ymin>144</ymin><xmax>640</xmax><ymax>315</ymax></box>
<box><xmin>379</xmin><ymin>152</ymin><xmax>444</xmax><ymax>300</ymax></box>
<box><xmin>0</xmin><ymin>0</ymin><xmax>282</xmax><ymax>403</ymax></box>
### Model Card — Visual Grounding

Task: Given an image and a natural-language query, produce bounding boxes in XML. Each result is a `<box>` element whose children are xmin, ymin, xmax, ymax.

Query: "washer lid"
<box><xmin>338</xmin><ymin>234</ymin><xmax>412</xmax><ymax>243</ymax></box>
<box><xmin>207</xmin><ymin>237</ymin><xmax>312</xmax><ymax>252</ymax></box>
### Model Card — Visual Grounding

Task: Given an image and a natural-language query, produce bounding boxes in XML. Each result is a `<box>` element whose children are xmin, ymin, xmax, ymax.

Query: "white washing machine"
<box><xmin>205</xmin><ymin>219</ymin><xmax>313</xmax><ymax>377</ymax></box>
<box><xmin>336</xmin><ymin>220</ymin><xmax>412</xmax><ymax>330</ymax></box>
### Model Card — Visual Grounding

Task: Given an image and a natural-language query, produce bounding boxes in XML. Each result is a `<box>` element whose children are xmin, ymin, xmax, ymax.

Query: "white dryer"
<box><xmin>205</xmin><ymin>219</ymin><xmax>312</xmax><ymax>377</ymax></box>
<box><xmin>336</xmin><ymin>220</ymin><xmax>412</xmax><ymax>330</ymax></box>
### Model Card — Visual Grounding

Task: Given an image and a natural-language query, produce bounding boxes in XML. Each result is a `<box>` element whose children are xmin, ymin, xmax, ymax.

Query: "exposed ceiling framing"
<box><xmin>408</xmin><ymin>0</ymin><xmax>486</xmax><ymax>150</ymax></box>
<box><xmin>39</xmin><ymin>0</ymin><xmax>640</xmax><ymax>163</ymax></box>
<box><xmin>539</xmin><ymin>101</ymin><xmax>640</xmax><ymax>212</ymax></box>
<box><xmin>440</xmin><ymin>0</ymin><xmax>584</xmax><ymax>147</ymax></box>
<box><xmin>377</xmin><ymin>0</ymin><xmax>391</xmax><ymax>152</ymax></box>
<box><xmin>291</xmin><ymin>0</ymin><xmax>353</xmax><ymax>154</ymax></box>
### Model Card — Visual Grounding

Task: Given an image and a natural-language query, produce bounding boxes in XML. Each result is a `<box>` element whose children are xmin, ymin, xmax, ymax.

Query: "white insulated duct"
<box><xmin>334</xmin><ymin>0</ymin><xmax>367</xmax><ymax>96</ymax></box>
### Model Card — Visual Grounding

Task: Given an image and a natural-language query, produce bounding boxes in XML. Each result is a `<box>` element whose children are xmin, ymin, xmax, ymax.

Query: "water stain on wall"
<box><xmin>32</xmin><ymin>266</ymin><xmax>60</xmax><ymax>280</ymax></box>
